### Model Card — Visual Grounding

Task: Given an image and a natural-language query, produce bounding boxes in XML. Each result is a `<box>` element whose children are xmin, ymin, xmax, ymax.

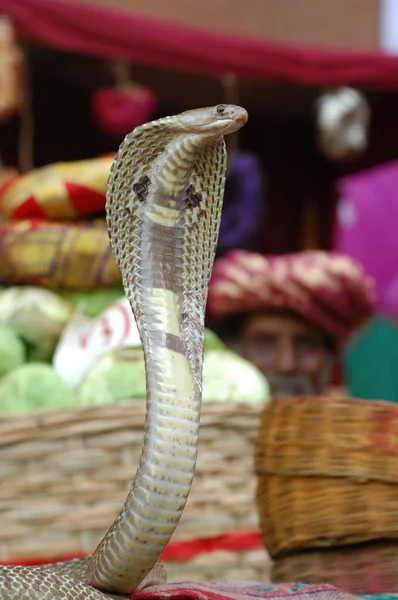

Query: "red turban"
<box><xmin>207</xmin><ymin>250</ymin><xmax>376</xmax><ymax>340</ymax></box>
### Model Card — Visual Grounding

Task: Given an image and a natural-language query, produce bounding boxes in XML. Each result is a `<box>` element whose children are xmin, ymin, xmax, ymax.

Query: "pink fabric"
<box><xmin>207</xmin><ymin>250</ymin><xmax>376</xmax><ymax>340</ymax></box>
<box><xmin>131</xmin><ymin>582</ymin><xmax>358</xmax><ymax>600</ymax></box>
<box><xmin>335</xmin><ymin>161</ymin><xmax>398</xmax><ymax>316</ymax></box>
<box><xmin>3</xmin><ymin>0</ymin><xmax>398</xmax><ymax>87</ymax></box>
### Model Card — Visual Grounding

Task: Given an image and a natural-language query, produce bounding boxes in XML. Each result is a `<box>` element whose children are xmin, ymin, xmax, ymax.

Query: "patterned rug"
<box><xmin>132</xmin><ymin>581</ymin><xmax>360</xmax><ymax>600</ymax></box>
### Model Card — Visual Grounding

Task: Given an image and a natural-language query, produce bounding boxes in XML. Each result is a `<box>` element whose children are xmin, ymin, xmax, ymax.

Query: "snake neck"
<box><xmin>153</xmin><ymin>133</ymin><xmax>222</xmax><ymax>196</ymax></box>
<box><xmin>89</xmin><ymin>135</ymin><xmax>216</xmax><ymax>595</ymax></box>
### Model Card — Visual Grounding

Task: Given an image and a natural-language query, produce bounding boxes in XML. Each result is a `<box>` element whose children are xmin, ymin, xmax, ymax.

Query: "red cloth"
<box><xmin>3</xmin><ymin>0</ymin><xmax>398</xmax><ymax>88</ymax></box>
<box><xmin>0</xmin><ymin>531</ymin><xmax>263</xmax><ymax>567</ymax></box>
<box><xmin>162</xmin><ymin>531</ymin><xmax>263</xmax><ymax>562</ymax></box>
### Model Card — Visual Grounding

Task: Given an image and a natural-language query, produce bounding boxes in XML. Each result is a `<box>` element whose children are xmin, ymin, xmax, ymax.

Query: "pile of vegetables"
<box><xmin>0</xmin><ymin>285</ymin><xmax>270</xmax><ymax>414</ymax></box>
<box><xmin>0</xmin><ymin>151</ymin><xmax>271</xmax><ymax>414</ymax></box>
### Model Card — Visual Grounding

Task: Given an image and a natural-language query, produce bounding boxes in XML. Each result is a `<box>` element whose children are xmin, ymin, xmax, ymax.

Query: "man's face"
<box><xmin>240</xmin><ymin>310</ymin><xmax>334</xmax><ymax>398</ymax></box>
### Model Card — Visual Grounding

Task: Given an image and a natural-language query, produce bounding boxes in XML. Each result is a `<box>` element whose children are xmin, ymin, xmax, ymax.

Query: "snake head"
<box><xmin>170</xmin><ymin>104</ymin><xmax>248</xmax><ymax>136</ymax></box>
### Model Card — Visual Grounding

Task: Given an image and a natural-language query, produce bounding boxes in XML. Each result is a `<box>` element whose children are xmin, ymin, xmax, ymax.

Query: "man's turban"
<box><xmin>207</xmin><ymin>250</ymin><xmax>376</xmax><ymax>340</ymax></box>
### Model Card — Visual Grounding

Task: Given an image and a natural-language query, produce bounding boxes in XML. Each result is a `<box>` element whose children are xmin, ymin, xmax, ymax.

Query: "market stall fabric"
<box><xmin>3</xmin><ymin>0</ymin><xmax>398</xmax><ymax>88</ymax></box>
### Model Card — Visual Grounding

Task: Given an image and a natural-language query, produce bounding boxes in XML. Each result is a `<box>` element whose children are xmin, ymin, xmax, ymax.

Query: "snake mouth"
<box><xmin>201</xmin><ymin>113</ymin><xmax>248</xmax><ymax>135</ymax></box>
<box><xmin>218</xmin><ymin>107</ymin><xmax>248</xmax><ymax>133</ymax></box>
<box><xmin>238</xmin><ymin>109</ymin><xmax>249</xmax><ymax>124</ymax></box>
<box><xmin>221</xmin><ymin>112</ymin><xmax>248</xmax><ymax>134</ymax></box>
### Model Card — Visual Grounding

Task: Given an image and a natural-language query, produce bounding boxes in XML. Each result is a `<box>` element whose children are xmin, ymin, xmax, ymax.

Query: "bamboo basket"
<box><xmin>271</xmin><ymin>541</ymin><xmax>398</xmax><ymax>595</ymax></box>
<box><xmin>0</xmin><ymin>401</ymin><xmax>262</xmax><ymax>564</ymax></box>
<box><xmin>255</xmin><ymin>396</ymin><xmax>398</xmax><ymax>557</ymax></box>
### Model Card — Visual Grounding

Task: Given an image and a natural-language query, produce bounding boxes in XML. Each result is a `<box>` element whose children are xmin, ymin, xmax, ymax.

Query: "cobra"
<box><xmin>0</xmin><ymin>104</ymin><xmax>248</xmax><ymax>600</ymax></box>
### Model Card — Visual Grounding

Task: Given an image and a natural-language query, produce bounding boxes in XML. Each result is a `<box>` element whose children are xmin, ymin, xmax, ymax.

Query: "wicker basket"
<box><xmin>271</xmin><ymin>541</ymin><xmax>398</xmax><ymax>595</ymax></box>
<box><xmin>255</xmin><ymin>396</ymin><xmax>398</xmax><ymax>557</ymax></box>
<box><xmin>0</xmin><ymin>401</ymin><xmax>262</xmax><ymax>562</ymax></box>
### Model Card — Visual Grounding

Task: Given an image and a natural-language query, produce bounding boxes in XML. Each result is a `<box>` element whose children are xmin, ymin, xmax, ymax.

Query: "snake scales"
<box><xmin>0</xmin><ymin>104</ymin><xmax>248</xmax><ymax>599</ymax></box>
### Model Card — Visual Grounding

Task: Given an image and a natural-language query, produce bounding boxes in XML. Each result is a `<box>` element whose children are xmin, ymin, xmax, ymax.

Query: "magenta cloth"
<box><xmin>4</xmin><ymin>0</ymin><xmax>398</xmax><ymax>87</ymax></box>
<box><xmin>335</xmin><ymin>161</ymin><xmax>398</xmax><ymax>315</ymax></box>
<box><xmin>131</xmin><ymin>582</ymin><xmax>358</xmax><ymax>600</ymax></box>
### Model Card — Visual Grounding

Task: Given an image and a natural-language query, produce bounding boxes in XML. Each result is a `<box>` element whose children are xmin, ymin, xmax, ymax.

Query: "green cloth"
<box><xmin>343</xmin><ymin>316</ymin><xmax>398</xmax><ymax>402</ymax></box>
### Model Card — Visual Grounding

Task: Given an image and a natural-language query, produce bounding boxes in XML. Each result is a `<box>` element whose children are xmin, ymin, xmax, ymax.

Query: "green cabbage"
<box><xmin>0</xmin><ymin>363</ymin><xmax>75</xmax><ymax>413</ymax></box>
<box><xmin>76</xmin><ymin>347</ymin><xmax>146</xmax><ymax>405</ymax></box>
<box><xmin>0</xmin><ymin>325</ymin><xmax>26</xmax><ymax>378</ymax></box>
<box><xmin>203</xmin><ymin>349</ymin><xmax>270</xmax><ymax>404</ymax></box>
<box><xmin>75</xmin><ymin>342</ymin><xmax>269</xmax><ymax>406</ymax></box>
<box><xmin>203</xmin><ymin>328</ymin><xmax>227</xmax><ymax>351</ymax></box>
<box><xmin>0</xmin><ymin>286</ymin><xmax>73</xmax><ymax>362</ymax></box>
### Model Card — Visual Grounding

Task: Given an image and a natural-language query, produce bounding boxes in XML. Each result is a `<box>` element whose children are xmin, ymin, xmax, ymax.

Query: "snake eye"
<box><xmin>216</xmin><ymin>105</ymin><xmax>226</xmax><ymax>114</ymax></box>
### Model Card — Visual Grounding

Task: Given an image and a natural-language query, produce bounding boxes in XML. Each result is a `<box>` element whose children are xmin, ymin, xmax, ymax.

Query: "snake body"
<box><xmin>0</xmin><ymin>104</ymin><xmax>248</xmax><ymax>599</ymax></box>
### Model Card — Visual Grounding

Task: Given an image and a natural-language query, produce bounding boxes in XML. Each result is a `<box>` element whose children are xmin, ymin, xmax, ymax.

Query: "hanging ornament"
<box><xmin>91</xmin><ymin>62</ymin><xmax>157</xmax><ymax>138</ymax></box>
<box><xmin>315</xmin><ymin>87</ymin><xmax>370</xmax><ymax>161</ymax></box>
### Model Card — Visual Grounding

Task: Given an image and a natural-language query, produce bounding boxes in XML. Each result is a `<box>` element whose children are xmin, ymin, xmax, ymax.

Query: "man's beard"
<box><xmin>267</xmin><ymin>374</ymin><xmax>318</xmax><ymax>398</ymax></box>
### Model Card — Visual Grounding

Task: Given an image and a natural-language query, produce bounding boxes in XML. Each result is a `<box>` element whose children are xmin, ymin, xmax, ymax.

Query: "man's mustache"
<box><xmin>267</xmin><ymin>374</ymin><xmax>316</xmax><ymax>398</ymax></box>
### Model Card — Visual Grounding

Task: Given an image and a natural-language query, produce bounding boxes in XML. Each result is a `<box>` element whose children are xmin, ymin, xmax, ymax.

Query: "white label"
<box><xmin>53</xmin><ymin>296</ymin><xmax>141</xmax><ymax>388</ymax></box>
